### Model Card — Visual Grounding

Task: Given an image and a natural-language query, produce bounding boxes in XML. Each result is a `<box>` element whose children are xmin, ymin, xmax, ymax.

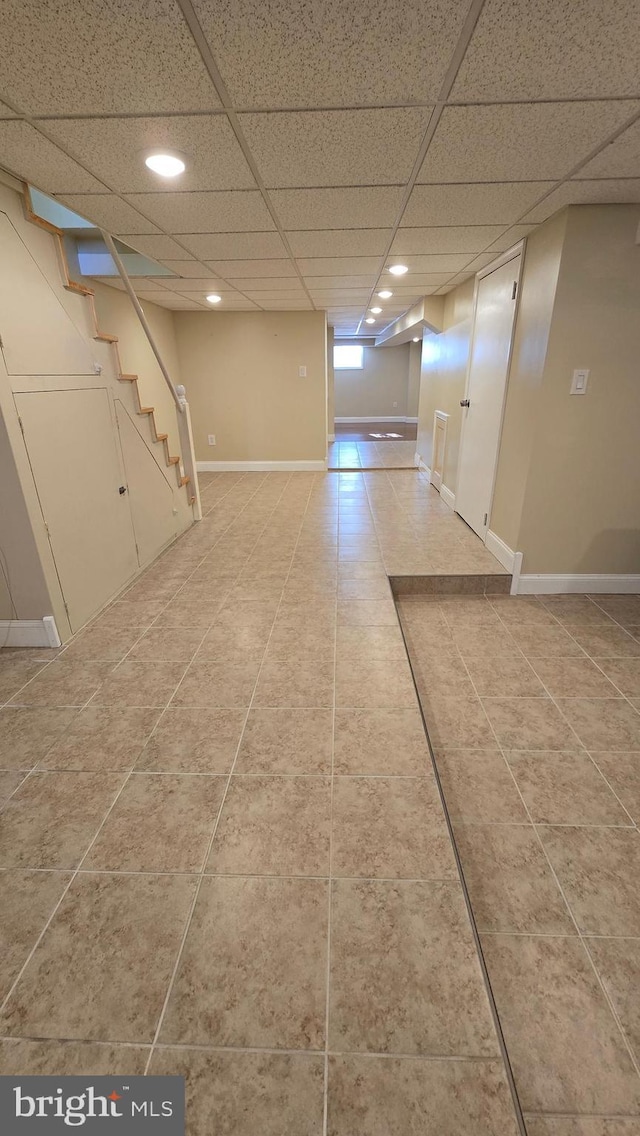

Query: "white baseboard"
<box><xmin>485</xmin><ymin>530</ymin><xmax>516</xmax><ymax>573</ymax></box>
<box><xmin>0</xmin><ymin>615</ymin><xmax>61</xmax><ymax>648</ymax></box>
<box><xmin>406</xmin><ymin>416</ymin><xmax>419</xmax><ymax>424</ymax></box>
<box><xmin>416</xmin><ymin>455</ymin><xmax>430</xmax><ymax>476</ymax></box>
<box><xmin>334</xmin><ymin>416</ymin><xmax>411</xmax><ymax>424</ymax></box>
<box><xmin>517</xmin><ymin>574</ymin><xmax>640</xmax><ymax>595</ymax></box>
<box><xmin>510</xmin><ymin>552</ymin><xmax>523</xmax><ymax>595</ymax></box>
<box><xmin>440</xmin><ymin>484</ymin><xmax>455</xmax><ymax>510</ymax></box>
<box><xmin>327</xmin><ymin>433</ymin><xmax>335</xmax><ymax>442</ymax></box>
<box><xmin>197</xmin><ymin>460</ymin><xmax>327</xmax><ymax>472</ymax></box>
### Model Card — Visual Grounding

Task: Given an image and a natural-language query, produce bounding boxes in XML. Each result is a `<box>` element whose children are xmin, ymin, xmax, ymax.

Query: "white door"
<box><xmin>15</xmin><ymin>388</ymin><xmax>139</xmax><ymax>631</ymax></box>
<box><xmin>455</xmin><ymin>254</ymin><xmax>521</xmax><ymax>539</ymax></box>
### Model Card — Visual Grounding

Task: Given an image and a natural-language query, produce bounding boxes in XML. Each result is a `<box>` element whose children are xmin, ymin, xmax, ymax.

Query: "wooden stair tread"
<box><xmin>168</xmin><ymin>455</ymin><xmax>180</xmax><ymax>465</ymax></box>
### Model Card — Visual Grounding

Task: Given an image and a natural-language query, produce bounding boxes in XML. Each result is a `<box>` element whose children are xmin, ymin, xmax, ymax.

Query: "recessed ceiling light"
<box><xmin>370</xmin><ymin>306</ymin><xmax>382</xmax><ymax>314</ymax></box>
<box><xmin>377</xmin><ymin>290</ymin><xmax>393</xmax><ymax>299</ymax></box>
<box><xmin>144</xmin><ymin>151</ymin><xmax>186</xmax><ymax>177</ymax></box>
<box><xmin>206</xmin><ymin>293</ymin><xmax>222</xmax><ymax>304</ymax></box>
<box><xmin>388</xmin><ymin>264</ymin><xmax>408</xmax><ymax>276</ymax></box>
<box><xmin>412</xmin><ymin>337</ymin><xmax>420</xmax><ymax>342</ymax></box>
<box><xmin>365</xmin><ymin>317</ymin><xmax>375</xmax><ymax>324</ymax></box>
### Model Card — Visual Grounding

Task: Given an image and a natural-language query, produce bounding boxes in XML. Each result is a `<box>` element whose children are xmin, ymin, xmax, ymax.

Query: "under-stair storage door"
<box><xmin>15</xmin><ymin>388</ymin><xmax>138</xmax><ymax>632</ymax></box>
<box><xmin>115</xmin><ymin>400</ymin><xmax>178</xmax><ymax>564</ymax></box>
<box><xmin>455</xmin><ymin>252</ymin><xmax>521</xmax><ymax>540</ymax></box>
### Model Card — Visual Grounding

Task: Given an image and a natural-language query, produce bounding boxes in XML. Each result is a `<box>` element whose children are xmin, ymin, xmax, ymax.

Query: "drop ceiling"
<box><xmin>0</xmin><ymin>0</ymin><xmax>639</xmax><ymax>336</ymax></box>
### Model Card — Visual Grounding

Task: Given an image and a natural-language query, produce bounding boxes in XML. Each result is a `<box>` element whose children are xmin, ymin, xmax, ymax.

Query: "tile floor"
<box><xmin>328</xmin><ymin>438</ymin><xmax>418</xmax><ymax>469</ymax></box>
<box><xmin>0</xmin><ymin>470</ymin><xmax>524</xmax><ymax>1135</ymax></box>
<box><xmin>397</xmin><ymin>590</ymin><xmax>640</xmax><ymax>1129</ymax></box>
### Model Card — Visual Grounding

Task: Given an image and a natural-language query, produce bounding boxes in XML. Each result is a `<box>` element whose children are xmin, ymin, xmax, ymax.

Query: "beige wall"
<box><xmin>0</xmin><ymin>409</ymin><xmax>52</xmax><ymax>621</ymax></box>
<box><xmin>174</xmin><ymin>310</ymin><xmax>328</xmax><ymax>463</ymax></box>
<box><xmin>327</xmin><ymin>325</ymin><xmax>335</xmax><ymax>438</ymax></box>
<box><xmin>334</xmin><ymin>340</ymin><xmax>413</xmax><ymax>419</ymax></box>
<box><xmin>407</xmin><ymin>339</ymin><xmax>422</xmax><ymax>418</ymax></box>
<box><xmin>92</xmin><ymin>282</ymin><xmax>183</xmax><ymax>457</ymax></box>
<box><xmin>416</xmin><ymin>277</ymin><xmax>474</xmax><ymax>489</ymax></box>
<box><xmin>514</xmin><ymin>205</ymin><xmax>640</xmax><ymax>574</ymax></box>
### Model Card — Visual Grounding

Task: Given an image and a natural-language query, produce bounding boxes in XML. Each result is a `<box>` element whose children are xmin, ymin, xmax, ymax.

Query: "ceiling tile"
<box><xmin>194</xmin><ymin>0</ymin><xmax>470</xmax><ymax>107</ymax></box>
<box><xmin>57</xmin><ymin>193</ymin><xmax>161</xmax><ymax>234</ymax></box>
<box><xmin>382</xmin><ymin>254</ymin><xmax>472</xmax><ymax>273</ymax></box>
<box><xmin>418</xmin><ymin>102</ymin><xmax>639</xmax><ymax>184</ymax></box>
<box><xmin>239</xmin><ymin>107</ymin><xmax>431</xmax><ymax>187</ymax></box>
<box><xmin>286</xmin><ymin>229</ymin><xmax>390</xmax><ymax>257</ymax></box>
<box><xmin>0</xmin><ymin>121</ymin><xmax>105</xmax><ymax>192</ymax></box>
<box><xmin>227</xmin><ymin>276</ymin><xmax>305</xmax><ymax>291</ymax></box>
<box><xmin>0</xmin><ymin>100</ymin><xmax>16</xmax><ymax>117</ymax></box>
<box><xmin>119</xmin><ymin>235</ymin><xmax>193</xmax><ymax>260</ymax></box>
<box><xmin>124</xmin><ymin>191</ymin><xmax>275</xmax><ymax>233</ymax></box>
<box><xmin>137</xmin><ymin>291</ymin><xmax>208</xmax><ymax>309</ymax></box>
<box><xmin>380</xmin><ymin>274</ymin><xmax>453</xmax><ymax>287</ymax></box>
<box><xmin>451</xmin><ymin>0</ymin><xmax>640</xmax><ymax>101</ymax></box>
<box><xmin>167</xmin><ymin>278</ymin><xmax>229</xmax><ymax>294</ymax></box>
<box><xmin>90</xmin><ymin>277</ymin><xmax>125</xmax><ymax>291</ymax></box>
<box><xmin>577</xmin><ymin>119</ymin><xmax>640</xmax><ymax>179</ymax></box>
<box><xmin>308</xmin><ymin>291</ymin><xmax>371</xmax><ymax>302</ymax></box>
<box><xmin>402</xmin><ymin>182</ymin><xmax>555</xmax><ymax>227</ymax></box>
<box><xmin>42</xmin><ymin>115</ymin><xmax>255</xmax><ymax>194</ymax></box>
<box><xmin>444</xmin><ymin>272</ymin><xmax>474</xmax><ymax>289</ymax></box>
<box><xmin>242</xmin><ymin>289</ymin><xmax>308</xmax><ymax>301</ymax></box>
<box><xmin>302</xmin><ymin>275</ymin><xmax>375</xmax><ymax>289</ymax></box>
<box><xmin>253</xmin><ymin>298</ymin><xmax>313</xmax><ymax>309</ymax></box>
<box><xmin>462</xmin><ymin>253</ymin><xmax>500</xmax><ymax>273</ymax></box>
<box><xmin>0</xmin><ymin>0</ymin><xmax>221</xmax><ymax>115</ymax></box>
<box><xmin>270</xmin><ymin>187</ymin><xmax>403</xmax><ymax>230</ymax></box>
<box><xmin>208</xmin><ymin>258</ymin><xmax>295</xmax><ymax>277</ymax></box>
<box><xmin>181</xmin><ymin>232</ymin><xmax>287</xmax><ymax>259</ymax></box>
<box><xmin>522</xmin><ymin>178</ymin><xmax>640</xmax><ymax>223</ymax></box>
<box><xmin>485</xmin><ymin>225</ymin><xmax>538</xmax><ymax>252</ymax></box>
<box><xmin>390</xmin><ymin>226</ymin><xmax>506</xmax><ymax>254</ymax></box>
<box><xmin>161</xmin><ymin>260</ymin><xmax>211</xmax><ymax>276</ymax></box>
<box><xmin>296</xmin><ymin>257</ymin><xmax>381</xmax><ymax>276</ymax></box>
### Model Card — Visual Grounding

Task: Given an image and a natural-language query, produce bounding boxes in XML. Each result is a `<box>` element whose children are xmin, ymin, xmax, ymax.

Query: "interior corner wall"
<box><xmin>334</xmin><ymin>340</ymin><xmax>412</xmax><ymax>419</ymax></box>
<box><xmin>327</xmin><ymin>326</ymin><xmax>335</xmax><ymax>438</ymax></box>
<box><xmin>407</xmin><ymin>340</ymin><xmax>422</xmax><ymax>418</ymax></box>
<box><xmin>173</xmin><ymin>310</ymin><xmax>328</xmax><ymax>463</ymax></box>
<box><xmin>415</xmin><ymin>277</ymin><xmax>475</xmax><ymax>486</ymax></box>
<box><xmin>0</xmin><ymin>407</ymin><xmax>52</xmax><ymax>621</ymax></box>
<box><xmin>514</xmin><ymin>204</ymin><xmax>640</xmax><ymax>575</ymax></box>
<box><xmin>92</xmin><ymin>282</ymin><xmax>183</xmax><ymax>457</ymax></box>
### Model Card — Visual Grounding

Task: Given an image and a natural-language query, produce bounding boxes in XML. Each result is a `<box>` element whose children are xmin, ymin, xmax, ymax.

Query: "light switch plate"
<box><xmin>298</xmin><ymin>365</ymin><xmax>307</xmax><ymax>378</ymax></box>
<box><xmin>208</xmin><ymin>434</ymin><xmax>216</xmax><ymax>446</ymax></box>
<box><xmin>570</xmin><ymin>368</ymin><xmax>589</xmax><ymax>395</ymax></box>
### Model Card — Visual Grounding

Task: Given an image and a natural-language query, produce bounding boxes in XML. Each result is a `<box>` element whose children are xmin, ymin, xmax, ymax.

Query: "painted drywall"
<box><xmin>415</xmin><ymin>277</ymin><xmax>475</xmax><ymax>488</ymax></box>
<box><xmin>174</xmin><ymin>310</ymin><xmax>328</xmax><ymax>462</ymax></box>
<box><xmin>491</xmin><ymin>211</ymin><xmax>567</xmax><ymax>552</ymax></box>
<box><xmin>407</xmin><ymin>340</ymin><xmax>422</xmax><ymax>418</ymax></box>
<box><xmin>92</xmin><ymin>282</ymin><xmax>183</xmax><ymax>457</ymax></box>
<box><xmin>0</xmin><ymin>408</ymin><xmax>52</xmax><ymax>621</ymax></box>
<box><xmin>334</xmin><ymin>339</ymin><xmax>413</xmax><ymax>419</ymax></box>
<box><xmin>327</xmin><ymin>325</ymin><xmax>335</xmax><ymax>438</ymax></box>
<box><xmin>515</xmin><ymin>204</ymin><xmax>640</xmax><ymax>574</ymax></box>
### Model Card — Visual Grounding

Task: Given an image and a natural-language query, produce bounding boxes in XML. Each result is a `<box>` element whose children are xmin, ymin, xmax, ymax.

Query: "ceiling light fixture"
<box><xmin>412</xmin><ymin>337</ymin><xmax>420</xmax><ymax>342</ymax></box>
<box><xmin>388</xmin><ymin>264</ymin><xmax>408</xmax><ymax>276</ymax></box>
<box><xmin>206</xmin><ymin>293</ymin><xmax>222</xmax><ymax>304</ymax></box>
<box><xmin>365</xmin><ymin>317</ymin><xmax>375</xmax><ymax>324</ymax></box>
<box><xmin>370</xmin><ymin>306</ymin><xmax>382</xmax><ymax>314</ymax></box>
<box><xmin>144</xmin><ymin>150</ymin><xmax>187</xmax><ymax>177</ymax></box>
<box><xmin>377</xmin><ymin>290</ymin><xmax>393</xmax><ymax>299</ymax></box>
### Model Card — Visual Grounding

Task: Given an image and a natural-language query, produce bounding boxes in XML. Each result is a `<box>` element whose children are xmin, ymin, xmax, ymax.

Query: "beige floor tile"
<box><xmin>0</xmin><ymin>771</ymin><xmax>125</xmax><ymax>869</ymax></box>
<box><xmin>127</xmin><ymin>627</ymin><xmax>205</xmax><ymax>662</ymax></box>
<box><xmin>464</xmin><ymin>656</ymin><xmax>547</xmax><ymax>697</ymax></box>
<box><xmin>555</xmin><ymin>699</ymin><xmax>640</xmax><ymax>751</ymax></box>
<box><xmin>481</xmin><ymin>698</ymin><xmax>581</xmax><ymax>750</ymax></box>
<box><xmin>91</xmin><ymin>599</ymin><xmax>165</xmax><ymax>629</ymax></box>
<box><xmin>435</xmin><ymin>749</ymin><xmax>528</xmax><ymax>822</ymax></box>
<box><xmin>0</xmin><ymin>869</ymin><xmax>71</xmax><ymax>1001</ymax></box>
<box><xmin>160</xmin><ymin>876</ymin><xmax>328</xmax><ymax>1049</ymax></box>
<box><xmin>235</xmin><ymin>708</ymin><xmax>332</xmax><ymax>774</ymax></box>
<box><xmin>420</xmin><ymin>695</ymin><xmax>495</xmax><ymax>748</ymax></box>
<box><xmin>592</xmin><ymin>596</ymin><xmax>640</xmax><ymax>628</ymax></box>
<box><xmin>510</xmin><ymin>625</ymin><xmax>587</xmax><ymax>658</ymax></box>
<box><xmin>150</xmin><ymin>1049</ymin><xmax>324</xmax><ymax>1136</ymax></box>
<box><xmin>481</xmin><ymin>934</ymin><xmax>640</xmax><ymax>1114</ymax></box>
<box><xmin>41</xmin><ymin>706</ymin><xmax>161</xmax><ymax>771</ymax></box>
<box><xmin>10</xmin><ymin>662</ymin><xmax>115</xmax><ymax>707</ymax></box>
<box><xmin>0</xmin><ymin>769</ymin><xmax>27</xmax><ymax>805</ymax></box>
<box><xmin>253</xmin><ymin>656</ymin><xmax>334</xmax><ymax>708</ymax></box>
<box><xmin>337</xmin><ymin>624</ymin><xmax>407</xmax><ymax>659</ymax></box>
<box><xmin>172</xmin><ymin>660</ymin><xmax>260</xmax><ymax>708</ymax></box>
<box><xmin>572</xmin><ymin>628</ymin><xmax>640</xmax><ymax>658</ymax></box>
<box><xmin>412</xmin><ymin>652</ymin><xmax>476</xmax><ymax>696</ymax></box>
<box><xmin>329</xmin><ymin>879</ymin><xmax>499</xmax><ymax>1057</ymax></box>
<box><xmin>505</xmin><ymin>751</ymin><xmax>632</xmax><ymax>825</ymax></box>
<box><xmin>336</xmin><ymin>657</ymin><xmax>417</xmax><ymax>709</ymax></box>
<box><xmin>0</xmin><ymin>662</ymin><xmax>48</xmax><ymax>703</ymax></box>
<box><xmin>338</xmin><ymin>578</ymin><xmax>392</xmax><ymax>601</ymax></box>
<box><xmin>328</xmin><ymin>1055</ymin><xmax>520</xmax><ymax>1136</ymax></box>
<box><xmin>597</xmin><ymin>659</ymin><xmax>640</xmax><ymax>697</ymax></box>
<box><xmin>0</xmin><ymin>707</ymin><xmax>77</xmax><ymax>768</ymax></box>
<box><xmin>337</xmin><ymin>600</ymin><xmax>398</xmax><ymax>626</ymax></box>
<box><xmin>0</xmin><ymin>872</ymin><xmax>196</xmax><ymax>1043</ymax></box>
<box><xmin>524</xmin><ymin>1119</ymin><xmax>640</xmax><ymax>1135</ymax></box>
<box><xmin>539</xmin><ymin>826</ymin><xmax>640</xmax><ymax>936</ymax></box>
<box><xmin>61</xmin><ymin>626</ymin><xmax>144</xmax><ymax>662</ymax></box>
<box><xmin>84</xmin><ymin>774</ymin><xmax>225</xmax><ymax>872</ymax></box>
<box><xmin>207</xmin><ymin>775</ymin><xmax>331</xmax><ymax>876</ymax></box>
<box><xmin>454</xmin><ymin>823</ymin><xmax>573</xmax><ymax>934</ymax></box>
<box><xmin>451</xmin><ymin>626</ymin><xmax>522</xmax><ymax>658</ymax></box>
<box><xmin>136</xmin><ymin>707</ymin><xmax>245</xmax><ymax>774</ymax></box>
<box><xmin>331</xmin><ymin>776</ymin><xmax>457</xmax><ymax>880</ymax></box>
<box><xmin>530</xmin><ymin>657</ymin><xmax>623</xmax><ymax>698</ymax></box>
<box><xmin>159</xmin><ymin>598</ymin><xmax>226</xmax><ymax>629</ymax></box>
<box><xmin>592</xmin><ymin>752</ymin><xmax>640</xmax><ymax>822</ymax></box>
<box><xmin>333</xmin><ymin>707</ymin><xmax>428</xmax><ymax>775</ymax></box>
<box><xmin>92</xmin><ymin>660</ymin><xmax>187</xmax><ymax>707</ymax></box>
<box><xmin>0</xmin><ymin>1038</ymin><xmax>149</xmax><ymax>1074</ymax></box>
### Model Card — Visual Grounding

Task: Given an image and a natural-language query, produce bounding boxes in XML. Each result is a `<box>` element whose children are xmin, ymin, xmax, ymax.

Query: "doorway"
<box><xmin>455</xmin><ymin>249</ymin><xmax>522</xmax><ymax>538</ymax></box>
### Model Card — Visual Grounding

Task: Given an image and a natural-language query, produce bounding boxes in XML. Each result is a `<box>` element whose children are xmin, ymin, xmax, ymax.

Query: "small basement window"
<box><xmin>334</xmin><ymin>344</ymin><xmax>364</xmax><ymax>369</ymax></box>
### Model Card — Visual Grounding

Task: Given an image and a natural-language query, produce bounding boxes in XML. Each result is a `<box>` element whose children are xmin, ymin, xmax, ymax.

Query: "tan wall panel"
<box><xmin>334</xmin><ymin>340</ymin><xmax>412</xmax><ymax>419</ymax></box>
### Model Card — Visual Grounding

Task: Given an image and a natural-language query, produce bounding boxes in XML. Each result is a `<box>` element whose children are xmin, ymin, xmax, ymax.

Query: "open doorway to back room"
<box><xmin>328</xmin><ymin>337</ymin><xmax>421</xmax><ymax>469</ymax></box>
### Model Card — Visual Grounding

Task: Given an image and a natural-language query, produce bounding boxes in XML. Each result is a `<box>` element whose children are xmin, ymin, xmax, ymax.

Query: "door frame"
<box><xmin>454</xmin><ymin>240</ymin><xmax>526</xmax><ymax>543</ymax></box>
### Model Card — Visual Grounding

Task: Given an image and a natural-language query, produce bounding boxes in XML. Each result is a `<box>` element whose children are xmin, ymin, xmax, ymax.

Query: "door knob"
<box><xmin>460</xmin><ymin>399</ymin><xmax>470</xmax><ymax>407</ymax></box>
<box><xmin>118</xmin><ymin>486</ymin><xmax>127</xmax><ymax>495</ymax></box>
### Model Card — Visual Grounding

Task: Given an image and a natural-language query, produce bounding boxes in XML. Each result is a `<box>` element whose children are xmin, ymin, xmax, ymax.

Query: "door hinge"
<box><xmin>512</xmin><ymin>280</ymin><xmax>518</xmax><ymax>300</ymax></box>
<box><xmin>484</xmin><ymin>512</ymin><xmax>488</xmax><ymax>526</ymax></box>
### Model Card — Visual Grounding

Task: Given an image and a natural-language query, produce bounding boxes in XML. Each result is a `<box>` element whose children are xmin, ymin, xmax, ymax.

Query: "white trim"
<box><xmin>197</xmin><ymin>460</ymin><xmax>327</xmax><ymax>472</ymax></box>
<box><xmin>334</xmin><ymin>416</ymin><xmax>411</xmax><ymax>424</ymax></box>
<box><xmin>510</xmin><ymin>552</ymin><xmax>523</xmax><ymax>595</ymax></box>
<box><xmin>0</xmin><ymin>615</ymin><xmax>61</xmax><ymax>648</ymax></box>
<box><xmin>485</xmin><ymin>529</ymin><xmax>516</xmax><ymax>573</ymax></box>
<box><xmin>440</xmin><ymin>484</ymin><xmax>455</xmax><ymax>510</ymax></box>
<box><xmin>327</xmin><ymin>433</ymin><xmax>335</xmax><ymax>442</ymax></box>
<box><xmin>416</xmin><ymin>455</ymin><xmax>430</xmax><ymax>476</ymax></box>
<box><xmin>406</xmin><ymin>416</ymin><xmax>419</xmax><ymax>424</ymax></box>
<box><xmin>517</xmin><ymin>574</ymin><xmax>640</xmax><ymax>595</ymax></box>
